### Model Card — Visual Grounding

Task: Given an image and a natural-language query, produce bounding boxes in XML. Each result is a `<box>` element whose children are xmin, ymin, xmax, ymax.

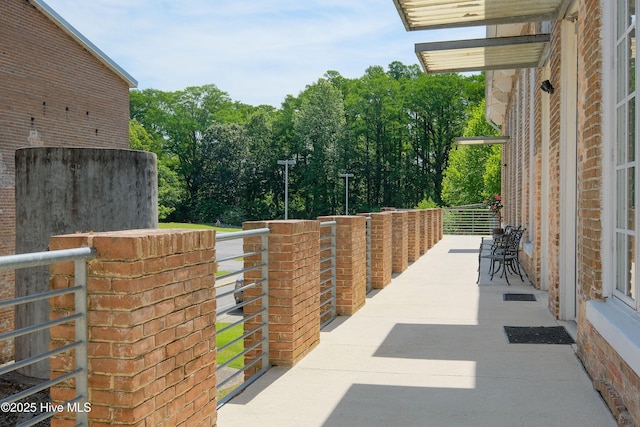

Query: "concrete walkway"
<box><xmin>216</xmin><ymin>235</ymin><xmax>616</xmax><ymax>427</ymax></box>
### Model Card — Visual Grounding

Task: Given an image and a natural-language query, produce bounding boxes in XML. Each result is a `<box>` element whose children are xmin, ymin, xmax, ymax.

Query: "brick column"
<box><xmin>407</xmin><ymin>210</ymin><xmax>420</xmax><ymax>262</ymax></box>
<box><xmin>318</xmin><ymin>216</ymin><xmax>367</xmax><ymax>315</ymax></box>
<box><xmin>426</xmin><ymin>209</ymin><xmax>435</xmax><ymax>249</ymax></box>
<box><xmin>391</xmin><ymin>211</ymin><xmax>409</xmax><ymax>274</ymax></box>
<box><xmin>243</xmin><ymin>220</ymin><xmax>320</xmax><ymax>368</ymax></box>
<box><xmin>360</xmin><ymin>212</ymin><xmax>392</xmax><ymax>289</ymax></box>
<box><xmin>49</xmin><ymin>229</ymin><xmax>217</xmax><ymax>427</ymax></box>
<box><xmin>437</xmin><ymin>208</ymin><xmax>443</xmax><ymax>242</ymax></box>
<box><xmin>419</xmin><ymin>210</ymin><xmax>428</xmax><ymax>255</ymax></box>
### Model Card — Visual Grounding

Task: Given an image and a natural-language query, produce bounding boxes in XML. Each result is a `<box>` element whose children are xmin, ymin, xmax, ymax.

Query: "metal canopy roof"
<box><xmin>455</xmin><ymin>136</ymin><xmax>510</xmax><ymax>145</ymax></box>
<box><xmin>415</xmin><ymin>34</ymin><xmax>550</xmax><ymax>73</ymax></box>
<box><xmin>393</xmin><ymin>0</ymin><xmax>573</xmax><ymax>31</ymax></box>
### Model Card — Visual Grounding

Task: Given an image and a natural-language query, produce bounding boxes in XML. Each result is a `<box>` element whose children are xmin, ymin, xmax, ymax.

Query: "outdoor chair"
<box><xmin>477</xmin><ymin>226</ymin><xmax>525</xmax><ymax>285</ymax></box>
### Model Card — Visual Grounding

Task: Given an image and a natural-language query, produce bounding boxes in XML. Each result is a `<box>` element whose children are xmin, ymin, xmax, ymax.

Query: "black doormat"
<box><xmin>503</xmin><ymin>293</ymin><xmax>536</xmax><ymax>301</ymax></box>
<box><xmin>504</xmin><ymin>326</ymin><xmax>575</xmax><ymax>344</ymax></box>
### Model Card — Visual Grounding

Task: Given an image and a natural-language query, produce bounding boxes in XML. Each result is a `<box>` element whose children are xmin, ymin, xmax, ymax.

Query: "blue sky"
<box><xmin>43</xmin><ymin>0</ymin><xmax>484</xmax><ymax>107</ymax></box>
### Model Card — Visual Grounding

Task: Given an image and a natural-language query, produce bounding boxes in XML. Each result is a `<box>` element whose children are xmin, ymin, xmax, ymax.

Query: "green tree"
<box><xmin>130</xmin><ymin>85</ymin><xmax>235</xmax><ymax>221</ymax></box>
<box><xmin>294</xmin><ymin>79</ymin><xmax>346</xmax><ymax>217</ymax></box>
<box><xmin>129</xmin><ymin>120</ymin><xmax>183</xmax><ymax>220</ymax></box>
<box><xmin>441</xmin><ymin>100</ymin><xmax>502</xmax><ymax>206</ymax></box>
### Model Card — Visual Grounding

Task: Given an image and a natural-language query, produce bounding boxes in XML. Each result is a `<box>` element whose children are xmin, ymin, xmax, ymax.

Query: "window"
<box><xmin>614</xmin><ymin>0</ymin><xmax>638</xmax><ymax>309</ymax></box>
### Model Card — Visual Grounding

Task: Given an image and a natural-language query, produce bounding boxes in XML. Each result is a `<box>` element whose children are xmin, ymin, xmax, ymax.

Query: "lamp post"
<box><xmin>339</xmin><ymin>173</ymin><xmax>354</xmax><ymax>215</ymax></box>
<box><xmin>278</xmin><ymin>159</ymin><xmax>296</xmax><ymax>219</ymax></box>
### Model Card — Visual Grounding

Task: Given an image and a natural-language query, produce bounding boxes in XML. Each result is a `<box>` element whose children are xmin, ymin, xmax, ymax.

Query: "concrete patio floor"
<box><xmin>216</xmin><ymin>235</ymin><xmax>616</xmax><ymax>427</ymax></box>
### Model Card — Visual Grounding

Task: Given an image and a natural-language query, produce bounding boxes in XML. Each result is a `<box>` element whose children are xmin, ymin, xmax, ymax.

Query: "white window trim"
<box><xmin>586</xmin><ymin>1</ymin><xmax>640</xmax><ymax>377</ymax></box>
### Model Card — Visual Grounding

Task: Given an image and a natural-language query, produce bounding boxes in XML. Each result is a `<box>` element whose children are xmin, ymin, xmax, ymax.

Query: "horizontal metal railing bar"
<box><xmin>0</xmin><ymin>341</ymin><xmax>82</xmax><ymax>377</ymax></box>
<box><xmin>0</xmin><ymin>369</ymin><xmax>81</xmax><ymax>405</ymax></box>
<box><xmin>0</xmin><ymin>285</ymin><xmax>82</xmax><ymax>309</ymax></box>
<box><xmin>216</xmin><ymin>264</ymin><xmax>266</xmax><ymax>282</ymax></box>
<box><xmin>319</xmin><ymin>221</ymin><xmax>337</xmax><ymax>227</ymax></box>
<box><xmin>319</xmin><ymin>266</ymin><xmax>333</xmax><ymax>275</ymax></box>
<box><xmin>217</xmin><ymin>364</ymin><xmax>268</xmax><ymax>408</ymax></box>
<box><xmin>217</xmin><ymin>323</ymin><xmax>263</xmax><ymax>355</ymax></box>
<box><xmin>218</xmin><ymin>340</ymin><xmax>265</xmax><ymax>378</ymax></box>
<box><xmin>215</xmin><ymin>280</ymin><xmax>262</xmax><ymax>300</ymax></box>
<box><xmin>321</xmin><ymin>315</ymin><xmax>334</xmax><ymax>329</ymax></box>
<box><xmin>0</xmin><ymin>312</ymin><xmax>82</xmax><ymax>342</ymax></box>
<box><xmin>216</xmin><ymin>248</ymin><xmax>265</xmax><ymax>263</ymax></box>
<box><xmin>0</xmin><ymin>247</ymin><xmax>96</xmax><ymax>271</ymax></box>
<box><xmin>216</xmin><ymin>228</ymin><xmax>270</xmax><ymax>241</ymax></box>
<box><xmin>216</xmin><ymin>295</ymin><xmax>266</xmax><ymax>318</ymax></box>
<box><xmin>20</xmin><ymin>395</ymin><xmax>86</xmax><ymax>427</ymax></box>
<box><xmin>216</xmin><ymin>309</ymin><xmax>263</xmax><ymax>337</ymax></box>
<box><xmin>320</xmin><ymin>287</ymin><xmax>333</xmax><ymax>297</ymax></box>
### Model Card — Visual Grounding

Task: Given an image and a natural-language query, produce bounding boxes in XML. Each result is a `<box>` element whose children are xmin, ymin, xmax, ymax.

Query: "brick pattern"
<box><xmin>318</xmin><ymin>216</ymin><xmax>367</xmax><ymax>315</ymax></box>
<box><xmin>500</xmin><ymin>0</ymin><xmax>640</xmax><ymax>423</ymax></box>
<box><xmin>578</xmin><ymin>321</ymin><xmax>639</xmax><ymax>426</ymax></box>
<box><xmin>407</xmin><ymin>210</ymin><xmax>420</xmax><ymax>262</ymax></box>
<box><xmin>418</xmin><ymin>210</ymin><xmax>428</xmax><ymax>255</ymax></box>
<box><xmin>49</xmin><ymin>229</ymin><xmax>217</xmax><ymax>427</ymax></box>
<box><xmin>360</xmin><ymin>213</ymin><xmax>392</xmax><ymax>289</ymax></box>
<box><xmin>0</xmin><ymin>0</ymin><xmax>131</xmax><ymax>363</ymax></box>
<box><xmin>391</xmin><ymin>211</ymin><xmax>409</xmax><ymax>273</ymax></box>
<box><xmin>243</xmin><ymin>221</ymin><xmax>320</xmax><ymax>368</ymax></box>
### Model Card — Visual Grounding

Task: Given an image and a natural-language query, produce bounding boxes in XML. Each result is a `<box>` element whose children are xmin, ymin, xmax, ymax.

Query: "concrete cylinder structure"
<box><xmin>15</xmin><ymin>147</ymin><xmax>158</xmax><ymax>378</ymax></box>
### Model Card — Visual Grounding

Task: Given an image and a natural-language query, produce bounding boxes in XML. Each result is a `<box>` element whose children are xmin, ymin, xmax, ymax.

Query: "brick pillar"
<box><xmin>360</xmin><ymin>212</ymin><xmax>392</xmax><ymax>288</ymax></box>
<box><xmin>49</xmin><ymin>229</ymin><xmax>218</xmax><ymax>427</ymax></box>
<box><xmin>318</xmin><ymin>216</ymin><xmax>367</xmax><ymax>315</ymax></box>
<box><xmin>407</xmin><ymin>210</ymin><xmax>420</xmax><ymax>262</ymax></box>
<box><xmin>419</xmin><ymin>210</ymin><xmax>428</xmax><ymax>255</ymax></box>
<box><xmin>243</xmin><ymin>220</ymin><xmax>320</xmax><ymax>368</ymax></box>
<box><xmin>426</xmin><ymin>209</ymin><xmax>435</xmax><ymax>249</ymax></box>
<box><xmin>438</xmin><ymin>208</ymin><xmax>444</xmax><ymax>242</ymax></box>
<box><xmin>391</xmin><ymin>211</ymin><xmax>409</xmax><ymax>274</ymax></box>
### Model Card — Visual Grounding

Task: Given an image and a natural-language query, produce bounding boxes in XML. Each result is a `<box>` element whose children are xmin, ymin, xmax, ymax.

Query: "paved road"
<box><xmin>216</xmin><ymin>238</ymin><xmax>245</xmax><ymax>321</ymax></box>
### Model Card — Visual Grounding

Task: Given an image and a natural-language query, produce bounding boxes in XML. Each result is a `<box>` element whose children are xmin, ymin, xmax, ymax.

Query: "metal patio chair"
<box><xmin>477</xmin><ymin>226</ymin><xmax>525</xmax><ymax>285</ymax></box>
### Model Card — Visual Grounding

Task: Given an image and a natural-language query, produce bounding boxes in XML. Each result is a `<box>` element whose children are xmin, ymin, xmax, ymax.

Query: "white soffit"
<box><xmin>415</xmin><ymin>34</ymin><xmax>550</xmax><ymax>73</ymax></box>
<box><xmin>393</xmin><ymin>0</ymin><xmax>573</xmax><ymax>30</ymax></box>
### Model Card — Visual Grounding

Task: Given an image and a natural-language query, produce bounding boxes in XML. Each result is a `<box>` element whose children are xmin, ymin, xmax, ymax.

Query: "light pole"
<box><xmin>278</xmin><ymin>159</ymin><xmax>296</xmax><ymax>219</ymax></box>
<box><xmin>339</xmin><ymin>173</ymin><xmax>354</xmax><ymax>215</ymax></box>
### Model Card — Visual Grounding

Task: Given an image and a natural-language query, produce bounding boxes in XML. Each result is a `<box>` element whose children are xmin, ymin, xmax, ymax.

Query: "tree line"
<box><xmin>130</xmin><ymin>61</ymin><xmax>490</xmax><ymax>224</ymax></box>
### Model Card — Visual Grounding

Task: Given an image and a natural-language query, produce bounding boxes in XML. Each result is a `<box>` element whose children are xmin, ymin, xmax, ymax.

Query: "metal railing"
<box><xmin>0</xmin><ymin>246</ymin><xmax>96</xmax><ymax>427</ymax></box>
<box><xmin>443</xmin><ymin>207</ymin><xmax>495</xmax><ymax>235</ymax></box>
<box><xmin>319</xmin><ymin>221</ymin><xmax>337</xmax><ymax>329</ymax></box>
<box><xmin>214</xmin><ymin>228</ymin><xmax>269</xmax><ymax>408</ymax></box>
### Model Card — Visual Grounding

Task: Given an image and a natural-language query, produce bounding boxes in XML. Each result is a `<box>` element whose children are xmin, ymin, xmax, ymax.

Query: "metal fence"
<box><xmin>319</xmin><ymin>221</ymin><xmax>337</xmax><ymax>329</ymax></box>
<box><xmin>0</xmin><ymin>246</ymin><xmax>96</xmax><ymax>427</ymax></box>
<box><xmin>443</xmin><ymin>207</ymin><xmax>495</xmax><ymax>235</ymax></box>
<box><xmin>214</xmin><ymin>228</ymin><xmax>270</xmax><ymax>408</ymax></box>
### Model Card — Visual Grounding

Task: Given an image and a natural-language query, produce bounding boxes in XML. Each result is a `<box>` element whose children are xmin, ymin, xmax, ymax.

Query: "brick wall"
<box><xmin>49</xmin><ymin>229</ymin><xmax>217</xmax><ymax>426</ymax></box>
<box><xmin>391</xmin><ymin>211</ymin><xmax>409</xmax><ymax>274</ymax></box>
<box><xmin>318</xmin><ymin>216</ymin><xmax>367</xmax><ymax>315</ymax></box>
<box><xmin>579</xmin><ymin>321</ymin><xmax>638</xmax><ymax>426</ymax></box>
<box><xmin>575</xmin><ymin>0</ymin><xmax>640</xmax><ymax>424</ymax></box>
<box><xmin>360</xmin><ymin>213</ymin><xmax>392</xmax><ymax>289</ymax></box>
<box><xmin>0</xmin><ymin>0</ymin><xmax>131</xmax><ymax>362</ymax></box>
<box><xmin>407</xmin><ymin>210</ymin><xmax>420</xmax><ymax>262</ymax></box>
<box><xmin>243</xmin><ymin>220</ymin><xmax>321</xmax><ymax>369</ymax></box>
<box><xmin>418</xmin><ymin>210</ymin><xmax>428</xmax><ymax>255</ymax></box>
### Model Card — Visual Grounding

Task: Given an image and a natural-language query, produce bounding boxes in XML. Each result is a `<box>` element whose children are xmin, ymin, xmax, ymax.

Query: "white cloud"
<box><xmin>42</xmin><ymin>0</ymin><xmax>484</xmax><ymax>106</ymax></box>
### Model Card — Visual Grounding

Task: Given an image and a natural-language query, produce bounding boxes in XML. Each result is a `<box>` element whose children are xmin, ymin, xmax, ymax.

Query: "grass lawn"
<box><xmin>159</xmin><ymin>222</ymin><xmax>241</xmax><ymax>232</ymax></box>
<box><xmin>216</xmin><ymin>322</ymin><xmax>244</xmax><ymax>370</ymax></box>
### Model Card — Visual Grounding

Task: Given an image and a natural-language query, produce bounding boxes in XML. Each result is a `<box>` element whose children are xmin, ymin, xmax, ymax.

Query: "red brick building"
<box><xmin>394</xmin><ymin>0</ymin><xmax>640</xmax><ymax>424</ymax></box>
<box><xmin>0</xmin><ymin>0</ymin><xmax>135</xmax><ymax>361</ymax></box>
